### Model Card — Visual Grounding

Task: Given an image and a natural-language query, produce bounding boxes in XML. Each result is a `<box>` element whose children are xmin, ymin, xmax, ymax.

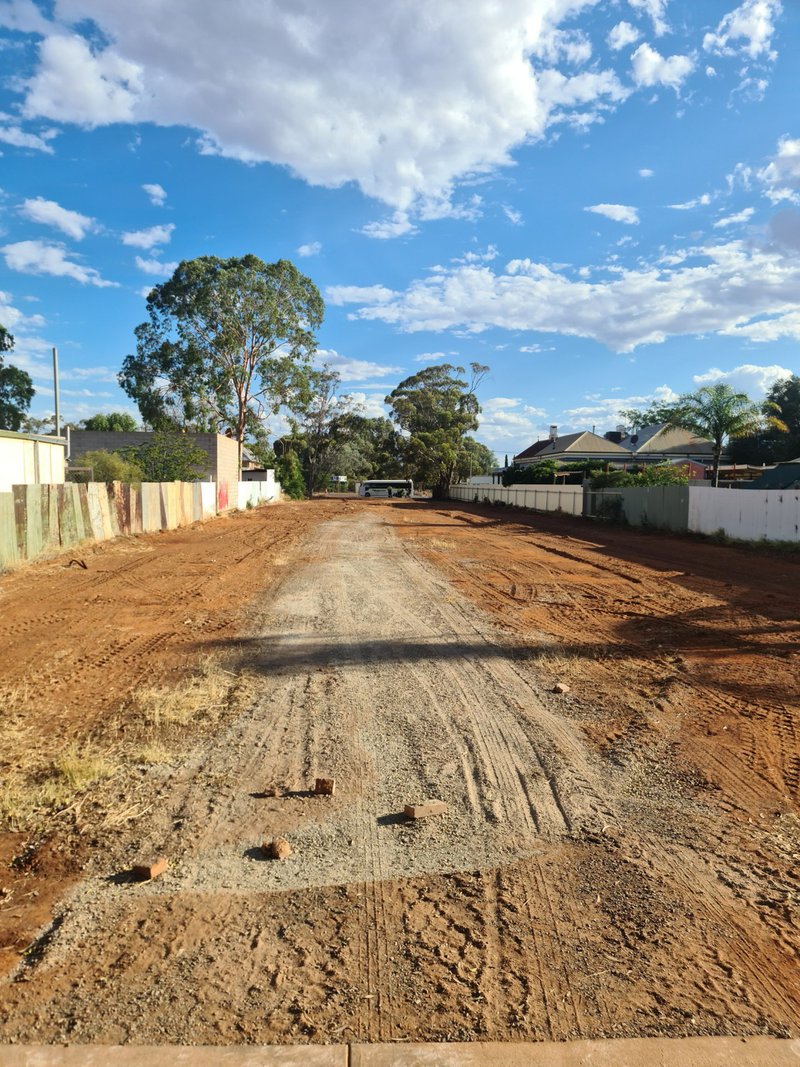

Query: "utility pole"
<box><xmin>52</xmin><ymin>347</ymin><xmax>61</xmax><ymax>437</ymax></box>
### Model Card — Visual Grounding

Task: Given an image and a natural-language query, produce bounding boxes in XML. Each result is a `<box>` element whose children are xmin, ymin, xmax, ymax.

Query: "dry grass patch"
<box><xmin>0</xmin><ymin>744</ymin><xmax>116</xmax><ymax>830</ymax></box>
<box><xmin>0</xmin><ymin>656</ymin><xmax>245</xmax><ymax>833</ymax></box>
<box><xmin>132</xmin><ymin>656</ymin><xmax>234</xmax><ymax>731</ymax></box>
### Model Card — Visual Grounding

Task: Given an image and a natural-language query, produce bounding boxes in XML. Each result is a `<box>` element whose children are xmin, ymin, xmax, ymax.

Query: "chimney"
<box><xmin>549</xmin><ymin>424</ymin><xmax>558</xmax><ymax>441</ymax></box>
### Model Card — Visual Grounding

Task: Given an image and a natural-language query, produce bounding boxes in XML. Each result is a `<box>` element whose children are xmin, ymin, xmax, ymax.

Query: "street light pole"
<box><xmin>52</xmin><ymin>347</ymin><xmax>61</xmax><ymax>437</ymax></box>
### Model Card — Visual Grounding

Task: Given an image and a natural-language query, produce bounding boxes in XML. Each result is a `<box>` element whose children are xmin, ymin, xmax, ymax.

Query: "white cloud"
<box><xmin>627</xmin><ymin>0</ymin><xmax>669</xmax><ymax>36</ymax></box>
<box><xmin>713</xmin><ymin>207</ymin><xmax>754</xmax><ymax>227</ymax></box>
<box><xmin>360</xmin><ymin>211</ymin><xmax>417</xmax><ymax>240</ymax></box>
<box><xmin>0</xmin><ymin>288</ymin><xmax>45</xmax><ymax>334</ymax></box>
<box><xmin>297</xmin><ymin>241</ymin><xmax>321</xmax><ymax>257</ymax></box>
<box><xmin>342</xmin><ymin>390</ymin><xmax>389</xmax><ymax>420</ymax></box>
<box><xmin>134</xmin><ymin>255</ymin><xmax>178</xmax><ymax>276</ymax></box>
<box><xmin>453</xmin><ymin>245</ymin><xmax>499</xmax><ymax>264</ymax></box>
<box><xmin>23</xmin><ymin>34</ymin><xmax>143</xmax><ymax>126</ymax></box>
<box><xmin>60</xmin><ymin>364</ymin><xmax>121</xmax><ymax>384</ymax></box>
<box><xmin>757</xmin><ymin>136</ymin><xmax>800</xmax><ymax>205</ymax></box>
<box><xmin>562</xmin><ymin>385</ymin><xmax>679</xmax><ymax>429</ymax></box>
<box><xmin>585</xmin><ymin>203</ymin><xmax>639</xmax><ymax>224</ymax></box>
<box><xmin>639</xmin><ymin>167</ymin><xmax>654</xmax><ymax>178</ymax></box>
<box><xmin>669</xmin><ymin>193</ymin><xmax>712</xmax><ymax>210</ymax></box>
<box><xmin>326</xmin><ymin>284</ymin><xmax>397</xmax><ymax>306</ymax></box>
<box><xmin>314</xmin><ymin>348</ymin><xmax>402</xmax><ymax>381</ymax></box>
<box><xmin>0</xmin><ymin>123</ymin><xmax>57</xmax><ymax>153</ymax></box>
<box><xmin>607</xmin><ymin>21</ymin><xmax>640</xmax><ymax>50</ymax></box>
<box><xmin>703</xmin><ymin>0</ymin><xmax>782</xmax><ymax>60</ymax></box>
<box><xmin>692</xmin><ymin>363</ymin><xmax>791</xmax><ymax>396</ymax></box>
<box><xmin>502</xmin><ymin>205</ymin><xmax>523</xmax><ymax>225</ymax></box>
<box><xmin>721</xmin><ymin>312</ymin><xmax>800</xmax><ymax>343</ymax></box>
<box><xmin>1</xmin><ymin>240</ymin><xmax>117</xmax><ymax>286</ymax></box>
<box><xmin>15</xmin><ymin>2</ymin><xmax>647</xmax><ymax>215</ymax></box>
<box><xmin>631</xmin><ymin>43</ymin><xmax>694</xmax><ymax>90</ymax></box>
<box><xmin>122</xmin><ymin>223</ymin><xmax>175</xmax><ymax>249</ymax></box>
<box><xmin>333</xmin><ymin>239</ymin><xmax>800</xmax><ymax>353</ymax></box>
<box><xmin>142</xmin><ymin>182</ymin><xmax>167</xmax><ymax>206</ymax></box>
<box><xmin>413</xmin><ymin>351</ymin><xmax>449</xmax><ymax>363</ymax></box>
<box><xmin>0</xmin><ymin>0</ymin><xmax>51</xmax><ymax>34</ymax></box>
<box><xmin>20</xmin><ymin>196</ymin><xmax>95</xmax><ymax>239</ymax></box>
<box><xmin>768</xmin><ymin>208</ymin><xmax>800</xmax><ymax>251</ymax></box>
<box><xmin>478</xmin><ymin>396</ymin><xmax>548</xmax><ymax>447</ymax></box>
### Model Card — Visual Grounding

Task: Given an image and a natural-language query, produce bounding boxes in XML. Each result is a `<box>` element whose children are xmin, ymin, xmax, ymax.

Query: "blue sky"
<box><xmin>1</xmin><ymin>0</ymin><xmax>799</xmax><ymax>460</ymax></box>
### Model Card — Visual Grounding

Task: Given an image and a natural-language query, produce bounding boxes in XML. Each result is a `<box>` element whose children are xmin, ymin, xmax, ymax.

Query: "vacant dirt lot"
<box><xmin>0</xmin><ymin>498</ymin><xmax>798</xmax><ymax>1045</ymax></box>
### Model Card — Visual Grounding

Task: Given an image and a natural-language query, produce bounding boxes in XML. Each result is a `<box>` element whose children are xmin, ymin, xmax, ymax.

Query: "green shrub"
<box><xmin>71</xmin><ymin>449</ymin><xmax>143</xmax><ymax>483</ymax></box>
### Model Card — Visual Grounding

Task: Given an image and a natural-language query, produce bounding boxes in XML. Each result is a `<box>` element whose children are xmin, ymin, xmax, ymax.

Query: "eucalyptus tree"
<box><xmin>385</xmin><ymin>362</ymin><xmax>489</xmax><ymax>497</ymax></box>
<box><xmin>0</xmin><ymin>325</ymin><xmax>35</xmax><ymax>432</ymax></box>
<box><xmin>119</xmin><ymin>256</ymin><xmax>324</xmax><ymax>473</ymax></box>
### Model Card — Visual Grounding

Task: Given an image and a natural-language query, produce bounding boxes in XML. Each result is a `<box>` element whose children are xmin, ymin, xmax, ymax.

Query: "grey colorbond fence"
<box><xmin>449</xmin><ymin>482</ymin><xmax>800</xmax><ymax>542</ymax></box>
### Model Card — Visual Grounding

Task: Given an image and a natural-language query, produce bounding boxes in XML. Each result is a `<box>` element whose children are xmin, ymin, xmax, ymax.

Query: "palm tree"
<box><xmin>665</xmin><ymin>384</ymin><xmax>784</xmax><ymax>487</ymax></box>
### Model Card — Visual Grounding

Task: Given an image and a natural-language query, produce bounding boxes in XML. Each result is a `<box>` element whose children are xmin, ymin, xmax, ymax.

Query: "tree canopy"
<box><xmin>119</xmin><ymin>255</ymin><xmax>324</xmax><ymax>472</ymax></box>
<box><xmin>729</xmin><ymin>374</ymin><xmax>800</xmax><ymax>466</ymax></box>
<box><xmin>126</xmin><ymin>431</ymin><xmax>208</xmax><ymax>482</ymax></box>
<box><xmin>385</xmin><ymin>362</ymin><xmax>488</xmax><ymax>497</ymax></box>
<box><xmin>0</xmin><ymin>324</ymin><xmax>35</xmax><ymax>432</ymax></box>
<box><xmin>72</xmin><ymin>449</ymin><xmax>144</xmax><ymax>484</ymax></box>
<box><xmin>621</xmin><ymin>383</ymin><xmax>785</xmax><ymax>486</ymax></box>
<box><xmin>81</xmin><ymin>412</ymin><xmax>139</xmax><ymax>431</ymax></box>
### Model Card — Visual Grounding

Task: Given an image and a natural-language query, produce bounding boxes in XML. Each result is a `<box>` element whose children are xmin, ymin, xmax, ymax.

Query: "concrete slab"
<box><xmin>0</xmin><ymin>1048</ymin><xmax>347</xmax><ymax>1067</ymax></box>
<box><xmin>350</xmin><ymin>1037</ymin><xmax>800</xmax><ymax>1067</ymax></box>
<box><xmin>3</xmin><ymin>1039</ymin><xmax>799</xmax><ymax>1067</ymax></box>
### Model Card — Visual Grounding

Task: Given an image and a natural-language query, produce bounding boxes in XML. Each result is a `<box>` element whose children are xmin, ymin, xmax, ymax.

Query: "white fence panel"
<box><xmin>448</xmin><ymin>483</ymin><xmax>583</xmax><ymax>515</ymax></box>
<box><xmin>688</xmin><ymin>487</ymin><xmax>800</xmax><ymax>541</ymax></box>
<box><xmin>238</xmin><ymin>478</ymin><xmax>281</xmax><ymax>508</ymax></box>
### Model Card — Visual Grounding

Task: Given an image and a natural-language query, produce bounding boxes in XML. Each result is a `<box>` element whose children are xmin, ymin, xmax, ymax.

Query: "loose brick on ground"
<box><xmin>132</xmin><ymin>858</ymin><xmax>168</xmax><ymax>881</ymax></box>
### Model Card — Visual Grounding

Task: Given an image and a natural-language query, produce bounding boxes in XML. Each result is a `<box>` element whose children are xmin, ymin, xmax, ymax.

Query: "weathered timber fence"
<box><xmin>0</xmin><ymin>477</ymin><xmax>282</xmax><ymax>569</ymax></box>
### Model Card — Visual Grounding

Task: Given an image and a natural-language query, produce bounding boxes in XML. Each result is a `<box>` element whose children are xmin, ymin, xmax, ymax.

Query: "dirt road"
<box><xmin>1</xmin><ymin>501</ymin><xmax>799</xmax><ymax>1044</ymax></box>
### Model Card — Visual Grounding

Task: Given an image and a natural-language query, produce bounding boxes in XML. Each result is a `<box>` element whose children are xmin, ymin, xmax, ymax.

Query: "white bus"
<box><xmin>357</xmin><ymin>479</ymin><xmax>414</xmax><ymax>498</ymax></box>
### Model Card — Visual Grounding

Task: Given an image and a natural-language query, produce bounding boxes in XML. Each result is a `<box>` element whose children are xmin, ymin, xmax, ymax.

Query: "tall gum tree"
<box><xmin>385</xmin><ymin>362</ymin><xmax>489</xmax><ymax>497</ymax></box>
<box><xmin>119</xmin><ymin>256</ymin><xmax>324</xmax><ymax>473</ymax></box>
<box><xmin>0</xmin><ymin>325</ymin><xmax>35</xmax><ymax>433</ymax></box>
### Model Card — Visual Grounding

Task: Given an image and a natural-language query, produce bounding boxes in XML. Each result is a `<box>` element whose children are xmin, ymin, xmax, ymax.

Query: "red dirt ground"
<box><xmin>0</xmin><ymin>497</ymin><xmax>798</xmax><ymax>1044</ymax></box>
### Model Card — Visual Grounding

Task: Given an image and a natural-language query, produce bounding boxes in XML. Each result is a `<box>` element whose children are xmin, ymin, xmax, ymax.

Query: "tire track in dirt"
<box><xmin>3</xmin><ymin>504</ymin><xmax>798</xmax><ymax>1044</ymax></box>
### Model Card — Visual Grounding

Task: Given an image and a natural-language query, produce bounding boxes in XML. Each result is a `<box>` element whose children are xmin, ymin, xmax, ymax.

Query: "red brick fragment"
<box><xmin>404</xmin><ymin>800</ymin><xmax>447</xmax><ymax>820</ymax></box>
<box><xmin>314</xmin><ymin>777</ymin><xmax>335</xmax><ymax>796</ymax></box>
<box><xmin>132</xmin><ymin>857</ymin><xmax>168</xmax><ymax>881</ymax></box>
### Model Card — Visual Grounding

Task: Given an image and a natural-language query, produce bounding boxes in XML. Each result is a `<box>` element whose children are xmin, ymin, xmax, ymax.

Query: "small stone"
<box><xmin>263</xmin><ymin>837</ymin><xmax>292</xmax><ymax>860</ymax></box>
<box><xmin>553</xmin><ymin>682</ymin><xmax>571</xmax><ymax>694</ymax></box>
<box><xmin>263</xmin><ymin>786</ymin><xmax>280</xmax><ymax>797</ymax></box>
<box><xmin>132</xmin><ymin>857</ymin><xmax>168</xmax><ymax>880</ymax></box>
<box><xmin>314</xmin><ymin>777</ymin><xmax>335</xmax><ymax>796</ymax></box>
<box><xmin>404</xmin><ymin>800</ymin><xmax>447</xmax><ymax>820</ymax></box>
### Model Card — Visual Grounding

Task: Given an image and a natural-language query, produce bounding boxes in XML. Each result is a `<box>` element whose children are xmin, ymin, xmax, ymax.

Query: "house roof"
<box><xmin>515</xmin><ymin>431</ymin><xmax>629</xmax><ymax>462</ymax></box>
<box><xmin>514</xmin><ymin>439</ymin><xmax>551</xmax><ymax>461</ymax></box>
<box><xmin>624</xmin><ymin>424</ymin><xmax>715</xmax><ymax>456</ymax></box>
